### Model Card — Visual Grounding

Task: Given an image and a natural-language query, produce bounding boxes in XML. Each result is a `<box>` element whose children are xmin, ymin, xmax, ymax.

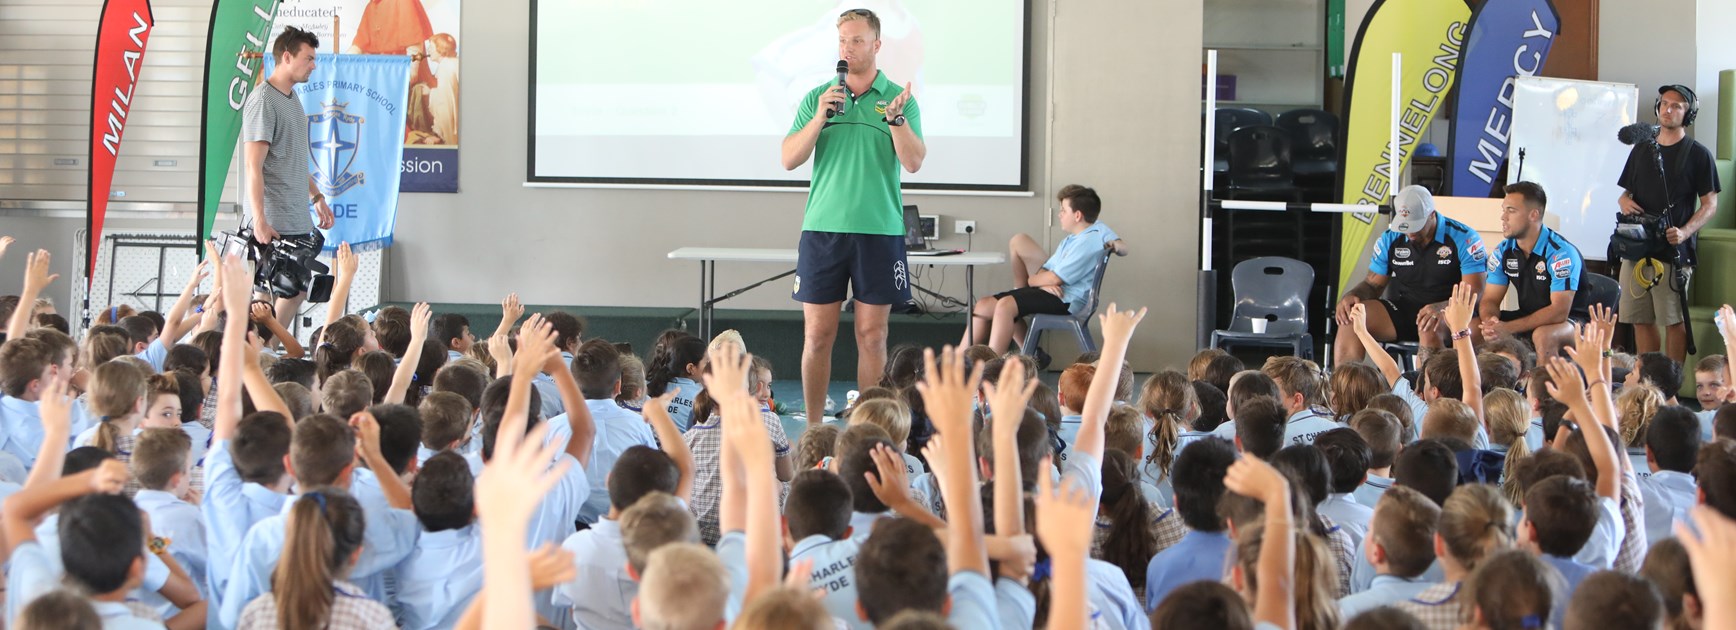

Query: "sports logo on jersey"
<box><xmin>1535</xmin><ymin>261</ymin><xmax>1546</xmax><ymax>274</ymax></box>
<box><xmin>1466</xmin><ymin>240</ymin><xmax>1487</xmax><ymax>262</ymax></box>
<box><xmin>1437</xmin><ymin>246</ymin><xmax>1451</xmax><ymax>258</ymax></box>
<box><xmin>893</xmin><ymin>260</ymin><xmax>908</xmax><ymax>290</ymax></box>
<box><xmin>875</xmin><ymin>100</ymin><xmax>889</xmax><ymax>115</ymax></box>
<box><xmin>1551</xmin><ymin>257</ymin><xmax>1573</xmax><ymax>279</ymax></box>
<box><xmin>793</xmin><ymin>275</ymin><xmax>801</xmax><ymax>294</ymax></box>
<box><xmin>1506</xmin><ymin>258</ymin><xmax>1519</xmax><ymax>270</ymax></box>
<box><xmin>1395</xmin><ymin>247</ymin><xmax>1412</xmax><ymax>259</ymax></box>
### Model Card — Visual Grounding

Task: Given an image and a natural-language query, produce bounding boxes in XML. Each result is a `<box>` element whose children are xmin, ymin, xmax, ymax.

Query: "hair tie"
<box><xmin>1520</xmin><ymin>614</ymin><xmax>1542</xmax><ymax>629</ymax></box>
<box><xmin>1031</xmin><ymin>558</ymin><xmax>1052</xmax><ymax>583</ymax></box>
<box><xmin>110</xmin><ymin>306</ymin><xmax>117</xmax><ymax>321</ymax></box>
<box><xmin>305</xmin><ymin>490</ymin><xmax>328</xmax><ymax>514</ymax></box>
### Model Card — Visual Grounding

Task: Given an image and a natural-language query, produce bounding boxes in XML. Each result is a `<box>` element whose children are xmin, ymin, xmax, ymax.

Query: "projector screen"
<box><xmin>528</xmin><ymin>1</ymin><xmax>1030</xmax><ymax>189</ymax></box>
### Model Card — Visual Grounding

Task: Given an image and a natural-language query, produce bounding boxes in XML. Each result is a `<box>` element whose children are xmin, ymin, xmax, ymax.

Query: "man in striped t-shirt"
<box><xmin>242</xmin><ymin>26</ymin><xmax>336</xmax><ymax>331</ymax></box>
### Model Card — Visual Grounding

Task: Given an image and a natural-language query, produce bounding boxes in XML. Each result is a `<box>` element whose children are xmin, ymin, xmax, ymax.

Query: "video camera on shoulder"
<box><xmin>216</xmin><ymin>228</ymin><xmax>335</xmax><ymax>302</ymax></box>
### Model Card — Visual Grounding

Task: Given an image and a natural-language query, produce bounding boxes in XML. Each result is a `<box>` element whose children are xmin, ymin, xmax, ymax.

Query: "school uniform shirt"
<box><xmin>1392</xmin><ymin>581</ymin><xmax>1464</xmax><ymax>630</ymax></box>
<box><xmin>1322</xmin><ymin>515</ymin><xmax>1357</xmax><ymax>597</ymax></box>
<box><xmin>531</xmin><ymin>351</ymin><xmax>577</xmax><ymax>420</ymax></box>
<box><xmin>576</xmin><ymin>399</ymin><xmax>657</xmax><ymax>524</ymax></box>
<box><xmin>1093</xmin><ymin>501</ymin><xmax>1188</xmax><ymax>565</ymax></box>
<box><xmin>1543</xmin><ymin>554</ymin><xmax>1597</xmax><ymax>625</ymax></box>
<box><xmin>415</xmin><ymin>444</ymin><xmax>485</xmax><ymax>477</ymax></box>
<box><xmin>181</xmin><ymin>422</ymin><xmax>213</xmax><ymax>468</ymax></box>
<box><xmin>1354</xmin><ymin>472</ymin><xmax>1394</xmax><ymax>508</ymax></box>
<box><xmin>1043</xmin><ymin>222</ymin><xmax>1120</xmax><ymax>314</ymax></box>
<box><xmin>236</xmin><ymin>580</ymin><xmax>396</xmax><ymax>630</ymax></box>
<box><xmin>1142</xmin><ymin>530</ymin><xmax>1232</xmax><ymax>611</ymax></box>
<box><xmin>392</xmin><ymin>524</ymin><xmax>483</xmax><ymax>630</ymax></box>
<box><xmin>1698</xmin><ymin>408</ymin><xmax>1717</xmax><ymax>442</ymax></box>
<box><xmin>1339</xmin><ymin>574</ymin><xmax>1433</xmax><ymax>619</ymax></box>
<box><xmin>217</xmin><ymin>492</ymin><xmax>420</xmax><ymax>629</ymax></box>
<box><xmin>1572</xmin><ymin>495</ymin><xmax>1625</xmax><ymax>570</ymax></box>
<box><xmin>1086</xmin><ymin>558</ymin><xmax>1149</xmax><ymax>630</ymax></box>
<box><xmin>0</xmin><ymin>449</ymin><xmax>26</xmax><ymax>485</ymax></box>
<box><xmin>133</xmin><ymin>489</ymin><xmax>209</xmax><ymax>612</ymax></box>
<box><xmin>1319</xmin><ymin>492</ymin><xmax>1374</xmax><ymax>551</ymax></box>
<box><xmin>1210</xmin><ymin>408</ymin><xmax>1342</xmax><ymax>447</ymax></box>
<box><xmin>92</xmin><ymin>600</ymin><xmax>170</xmax><ymax>630</ymax></box>
<box><xmin>1487</xmin><ymin>225</ymin><xmax>1585</xmax><ymax>321</ymax></box>
<box><xmin>1057</xmin><ymin>415</ymin><xmax>1084</xmax><ymax>463</ymax></box>
<box><xmin>446</xmin><ymin>349</ymin><xmax>465</xmax><ymax>363</ymax></box>
<box><xmin>1526</xmin><ymin>416</ymin><xmax>1547</xmax><ymax>450</ymax></box>
<box><xmin>996</xmin><ymin>577</ymin><xmax>1038</xmax><ymax>630</ymax></box>
<box><xmin>526</xmin><ymin>452</ymin><xmax>592</xmax><ymax>628</ymax></box>
<box><xmin>1351</xmin><ymin>537</ymin><xmax>1443</xmax><ymax>594</ymax></box>
<box><xmin>1138</xmin><ymin>430</ymin><xmax>1210</xmax><ymax>507</ymax></box>
<box><xmin>0</xmin><ymin>394</ymin><xmax>46</xmax><ymax>470</ymax></box>
<box><xmin>685</xmin><ymin>409</ymin><xmax>792</xmax><ymax>546</ymax></box>
<box><xmin>663</xmin><ymin>376</ymin><xmax>704</xmax><ymax>432</ymax></box>
<box><xmin>945</xmin><ymin>571</ymin><xmax>1007</xmax><ymax>630</ymax></box>
<box><xmin>1614</xmin><ymin>474</ymin><xmax>1649</xmax><ymax>574</ymax></box>
<box><xmin>136</xmin><ymin>339</ymin><xmax>169</xmax><ymax>373</ymax></box>
<box><xmin>555</xmin><ymin>518</ymin><xmax>638</xmax><ymax>630</ymax></box>
<box><xmin>900</xmin><ymin>451</ymin><xmax>926</xmax><ymax>476</ymax></box>
<box><xmin>21</xmin><ymin>514</ymin><xmax>173</xmax><ymax>618</ymax></box>
<box><xmin>200</xmin><ymin>439</ymin><xmax>289</xmax><ymax>603</ymax></box>
<box><xmin>1628</xmin><ymin>447</ymin><xmax>1653</xmax><ymax>480</ymax></box>
<box><xmin>790</xmin><ymin>534</ymin><xmax>869</xmax><ymax>630</ymax></box>
<box><xmin>1639</xmin><ymin>470</ymin><xmax>1697</xmax><ymax>546</ymax></box>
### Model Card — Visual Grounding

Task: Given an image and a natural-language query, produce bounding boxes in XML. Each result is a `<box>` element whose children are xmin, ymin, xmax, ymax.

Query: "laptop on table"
<box><xmin>903</xmin><ymin>205</ymin><xmax>961</xmax><ymax>257</ymax></box>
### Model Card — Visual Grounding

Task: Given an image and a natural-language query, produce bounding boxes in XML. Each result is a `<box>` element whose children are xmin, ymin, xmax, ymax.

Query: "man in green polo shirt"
<box><xmin>780</xmin><ymin>7</ymin><xmax>926</xmax><ymax>423</ymax></box>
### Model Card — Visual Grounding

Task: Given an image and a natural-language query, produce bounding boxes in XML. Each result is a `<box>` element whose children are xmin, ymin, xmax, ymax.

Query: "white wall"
<box><xmin>2</xmin><ymin>0</ymin><xmax>1207</xmax><ymax>369</ymax></box>
<box><xmin>1599</xmin><ymin>0</ymin><xmax>1698</xmax><ymax>123</ymax></box>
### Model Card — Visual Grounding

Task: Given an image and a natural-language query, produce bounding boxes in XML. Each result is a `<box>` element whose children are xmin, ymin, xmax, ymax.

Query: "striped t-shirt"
<box><xmin>241</xmin><ymin>82</ymin><xmax>315</xmax><ymax>234</ymax></box>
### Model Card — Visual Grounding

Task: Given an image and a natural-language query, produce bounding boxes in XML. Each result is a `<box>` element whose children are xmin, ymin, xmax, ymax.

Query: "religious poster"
<box><xmin>270</xmin><ymin>0</ymin><xmax>460</xmax><ymax>192</ymax></box>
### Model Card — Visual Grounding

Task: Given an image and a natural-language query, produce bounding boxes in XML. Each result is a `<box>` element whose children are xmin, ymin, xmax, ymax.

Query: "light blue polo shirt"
<box><xmin>1350</xmin><ymin>536</ymin><xmax>1443</xmax><ymax>593</ymax></box>
<box><xmin>200</xmin><ymin>439</ymin><xmax>288</xmax><ymax>603</ymax></box>
<box><xmin>1144</xmin><ymin>530</ymin><xmax>1232</xmax><ymax>611</ymax></box>
<box><xmin>529</xmin><ymin>452</ymin><xmax>591</xmax><ymax>627</ymax></box>
<box><xmin>556</xmin><ymin>518</ymin><xmax>637</xmax><ymax>630</ymax></box>
<box><xmin>663</xmin><ymin>377</ymin><xmax>704</xmax><ymax>432</ymax></box>
<box><xmin>393</xmin><ymin>523</ymin><xmax>483</xmax><ymax>630</ymax></box>
<box><xmin>1210</xmin><ymin>407</ymin><xmax>1342</xmax><ymax>446</ymax></box>
<box><xmin>217</xmin><ymin>490</ymin><xmax>420</xmax><ymax>629</ymax></box>
<box><xmin>1640</xmin><ymin>470</ymin><xmax>1697</xmax><ymax>552</ymax></box>
<box><xmin>135</xmin><ymin>339</ymin><xmax>169</xmax><ymax>373</ymax></box>
<box><xmin>1319</xmin><ymin>492</ymin><xmax>1373</xmax><ymax>550</ymax></box>
<box><xmin>1699</xmin><ymin>409</ymin><xmax>1717</xmax><ymax>442</ymax></box>
<box><xmin>1628</xmin><ymin>447</ymin><xmax>1653</xmax><ymax>480</ymax></box>
<box><xmin>1526</xmin><ymin>416</ymin><xmax>1547</xmax><ymax>450</ymax></box>
<box><xmin>945</xmin><ymin>571</ymin><xmax>1003</xmax><ymax>629</ymax></box>
<box><xmin>790</xmin><ymin>534</ymin><xmax>868</xmax><ymax>630</ymax></box>
<box><xmin>6</xmin><ymin>541</ymin><xmax>166</xmax><ymax>629</ymax></box>
<box><xmin>576</xmin><ymin>399</ymin><xmax>657</xmax><ymax>524</ymax></box>
<box><xmin>1042</xmin><ymin>222</ymin><xmax>1120</xmax><ymax>314</ymax></box>
<box><xmin>19</xmin><ymin>514</ymin><xmax>171</xmax><ymax>622</ymax></box>
<box><xmin>531</xmin><ymin>352</ymin><xmax>576</xmax><ymax>420</ymax></box>
<box><xmin>1354</xmin><ymin>473</ymin><xmax>1394</xmax><ymax>508</ymax></box>
<box><xmin>0</xmin><ymin>394</ymin><xmax>45</xmax><ymax>469</ymax></box>
<box><xmin>1340</xmin><ymin>574</ymin><xmax>1433</xmax><ymax>618</ymax></box>
<box><xmin>133</xmin><ymin>489</ymin><xmax>208</xmax><ymax>613</ymax></box>
<box><xmin>1056</xmin><ymin>415</ymin><xmax>1083</xmax><ymax>465</ymax></box>
<box><xmin>1086</xmin><ymin>558</ymin><xmax>1147</xmax><ymax>630</ymax></box>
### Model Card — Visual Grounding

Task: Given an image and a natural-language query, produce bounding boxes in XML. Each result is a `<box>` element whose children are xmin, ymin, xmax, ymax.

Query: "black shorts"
<box><xmin>1377</xmin><ymin>298</ymin><xmax>1425</xmax><ymax>341</ymax></box>
<box><xmin>793</xmin><ymin>231</ymin><xmax>912</xmax><ymax>305</ymax></box>
<box><xmin>993</xmin><ymin>287</ymin><xmax>1071</xmax><ymax>318</ymax></box>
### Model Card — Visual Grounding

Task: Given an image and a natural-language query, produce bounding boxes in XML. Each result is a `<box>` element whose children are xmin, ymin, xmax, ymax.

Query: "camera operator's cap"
<box><xmin>1389</xmin><ymin>185</ymin><xmax>1435</xmax><ymax>235</ymax></box>
<box><xmin>1660</xmin><ymin>84</ymin><xmax>1697</xmax><ymax>103</ymax></box>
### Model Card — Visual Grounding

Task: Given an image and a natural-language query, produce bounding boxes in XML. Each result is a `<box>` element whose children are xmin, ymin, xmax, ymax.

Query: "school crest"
<box><xmin>308</xmin><ymin>100</ymin><xmax>366</xmax><ymax>197</ymax></box>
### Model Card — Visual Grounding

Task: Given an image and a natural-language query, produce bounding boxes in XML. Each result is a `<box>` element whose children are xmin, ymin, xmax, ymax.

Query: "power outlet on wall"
<box><xmin>954</xmin><ymin>220</ymin><xmax>977</xmax><ymax>235</ymax></box>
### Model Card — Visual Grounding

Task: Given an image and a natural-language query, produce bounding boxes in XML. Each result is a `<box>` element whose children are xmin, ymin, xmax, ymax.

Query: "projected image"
<box><xmin>530</xmin><ymin>0</ymin><xmax>1027</xmax><ymax>188</ymax></box>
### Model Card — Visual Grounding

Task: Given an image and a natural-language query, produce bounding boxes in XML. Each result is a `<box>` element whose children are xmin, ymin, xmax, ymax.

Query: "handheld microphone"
<box><xmin>828</xmin><ymin>60</ymin><xmax>849</xmax><ymax>118</ymax></box>
<box><xmin>1617</xmin><ymin>122</ymin><xmax>1660</xmax><ymax>146</ymax></box>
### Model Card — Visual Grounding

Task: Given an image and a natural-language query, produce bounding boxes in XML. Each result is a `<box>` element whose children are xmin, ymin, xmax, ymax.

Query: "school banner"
<box><xmin>270</xmin><ymin>0</ymin><xmax>460</xmax><ymax>192</ymax></box>
<box><xmin>1336</xmin><ymin>0</ymin><xmax>1469</xmax><ymax>289</ymax></box>
<box><xmin>195</xmin><ymin>0</ymin><xmax>278</xmax><ymax>253</ymax></box>
<box><xmin>1445</xmin><ymin>0</ymin><xmax>1558</xmax><ymax>197</ymax></box>
<box><xmin>266</xmin><ymin>54</ymin><xmax>412</xmax><ymax>252</ymax></box>
<box><xmin>88</xmin><ymin>0</ymin><xmax>155</xmax><ymax>286</ymax></box>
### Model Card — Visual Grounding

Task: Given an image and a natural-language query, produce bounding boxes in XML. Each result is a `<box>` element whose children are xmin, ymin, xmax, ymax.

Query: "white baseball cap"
<box><xmin>1389</xmin><ymin>185</ymin><xmax>1435</xmax><ymax>235</ymax></box>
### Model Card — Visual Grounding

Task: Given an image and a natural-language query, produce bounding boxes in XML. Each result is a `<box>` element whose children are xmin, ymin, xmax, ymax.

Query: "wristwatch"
<box><xmin>310</xmin><ymin>192</ymin><xmax>325</xmax><ymax>204</ymax></box>
<box><xmin>885</xmin><ymin>114</ymin><xmax>907</xmax><ymax>127</ymax></box>
<box><xmin>148</xmin><ymin>536</ymin><xmax>171</xmax><ymax>555</ymax></box>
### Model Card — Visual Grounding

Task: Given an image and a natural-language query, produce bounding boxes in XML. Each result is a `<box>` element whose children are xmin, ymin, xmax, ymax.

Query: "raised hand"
<box><xmin>350</xmin><ymin>410</ymin><xmax>383</xmax><ymax>462</ymax></box>
<box><xmin>983</xmin><ymin>359</ymin><xmax>1038</xmax><ymax>428</ymax></box>
<box><xmin>408</xmin><ymin>302</ymin><xmax>433</xmax><ymax>343</ymax></box>
<box><xmin>1542</xmin><ymin>356</ymin><xmax>1589</xmax><ymax>406</ymax></box>
<box><xmin>514</xmin><ymin>314</ymin><xmax>557</xmax><ymax>375</ymax></box>
<box><xmin>335</xmin><ymin>242</ymin><xmax>358</xmax><ymax>278</ymax></box>
<box><xmin>37</xmin><ymin>374</ymin><xmax>74</xmax><ymax>436</ymax></box>
<box><xmin>527</xmin><ymin>543</ymin><xmax>577</xmax><ymax>590</ymax></box>
<box><xmin>0</xmin><ymin>235</ymin><xmax>13</xmax><ymax>258</ymax></box>
<box><xmin>914</xmin><ymin>346</ymin><xmax>983</xmax><ymax>438</ymax></box>
<box><xmin>1590</xmin><ymin>303</ymin><xmax>1617</xmax><ymax>344</ymax></box>
<box><xmin>248</xmin><ymin>302</ymin><xmax>274</xmax><ymax>324</ymax></box>
<box><xmin>1720</xmin><ymin>304</ymin><xmax>1736</xmax><ymax>345</ymax></box>
<box><xmin>1566</xmin><ymin>324</ymin><xmax>1607</xmax><ymax>378</ymax></box>
<box><xmin>1677</xmin><ymin>505</ymin><xmax>1736</xmax><ymax>630</ymax></box>
<box><xmin>886</xmin><ymin>82</ymin><xmax>915</xmax><ymax>118</ymax></box>
<box><xmin>22</xmin><ymin>250</ymin><xmax>58</xmax><ymax>294</ymax></box>
<box><xmin>185</xmin><ymin>258</ymin><xmax>211</xmax><ymax>292</ymax></box>
<box><xmin>500</xmin><ymin>293</ymin><xmax>524</xmax><ymax>329</ymax></box>
<box><xmin>864</xmin><ymin>443</ymin><xmax>915</xmax><ymax>509</ymax></box>
<box><xmin>1097</xmin><ymin>303</ymin><xmax>1148</xmax><ymax>344</ymax></box>
<box><xmin>1335</xmin><ymin>295</ymin><xmax>1362</xmax><ymax>328</ymax></box>
<box><xmin>91</xmin><ymin>459</ymin><xmax>129</xmax><ymax>494</ymax></box>
<box><xmin>1442</xmin><ymin>282</ymin><xmax>1476</xmax><ymax>335</ymax></box>
<box><xmin>476</xmin><ymin>420</ymin><xmax>568</xmax><ymax>529</ymax></box>
<box><xmin>1349</xmin><ymin>302</ymin><xmax>1369</xmax><ymax>336</ymax></box>
<box><xmin>921</xmin><ymin>435</ymin><xmax>949</xmax><ymax>491</ymax></box>
<box><xmin>1033</xmin><ymin>457</ymin><xmax>1094</xmax><ymax>559</ymax></box>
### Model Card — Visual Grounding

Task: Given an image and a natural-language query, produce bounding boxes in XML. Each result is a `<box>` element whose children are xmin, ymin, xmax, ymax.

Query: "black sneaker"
<box><xmin>1031</xmin><ymin>346</ymin><xmax>1052</xmax><ymax>371</ymax></box>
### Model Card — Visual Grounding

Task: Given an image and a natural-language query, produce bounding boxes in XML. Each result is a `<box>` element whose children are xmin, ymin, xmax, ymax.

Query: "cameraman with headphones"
<box><xmin>1615</xmin><ymin>84</ymin><xmax>1721</xmax><ymax>362</ymax></box>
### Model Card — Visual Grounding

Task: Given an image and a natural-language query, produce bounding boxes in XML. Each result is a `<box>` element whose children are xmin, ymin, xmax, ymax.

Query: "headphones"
<box><xmin>1654</xmin><ymin>84</ymin><xmax>1699</xmax><ymax>126</ymax></box>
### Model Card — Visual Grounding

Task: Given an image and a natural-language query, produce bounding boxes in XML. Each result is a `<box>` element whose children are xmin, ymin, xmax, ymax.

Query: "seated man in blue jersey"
<box><xmin>970</xmin><ymin>184</ymin><xmax>1125</xmax><ymax>355</ymax></box>
<box><xmin>1333</xmin><ymin>185</ymin><xmax>1489</xmax><ymax>365</ymax></box>
<box><xmin>1479</xmin><ymin>181</ymin><xmax>1583</xmax><ymax>360</ymax></box>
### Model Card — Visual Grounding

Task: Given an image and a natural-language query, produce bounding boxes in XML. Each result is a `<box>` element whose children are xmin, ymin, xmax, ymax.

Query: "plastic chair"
<box><xmin>1224</xmin><ymin>125</ymin><xmax>1299</xmax><ymax>200</ymax></box>
<box><xmin>1211</xmin><ymin>256</ymin><xmax>1315</xmax><ymax>360</ymax></box>
<box><xmin>1212</xmin><ymin>108</ymin><xmax>1272</xmax><ymax>174</ymax></box>
<box><xmin>1021</xmin><ymin>244</ymin><xmax>1119</xmax><ymax>359</ymax></box>
<box><xmin>1570</xmin><ymin>271</ymin><xmax>1619</xmax><ymax>321</ymax></box>
<box><xmin>1381</xmin><ymin>341</ymin><xmax>1422</xmax><ymax>372</ymax></box>
<box><xmin>1276</xmin><ymin>108</ymin><xmax>1339</xmax><ymax>177</ymax></box>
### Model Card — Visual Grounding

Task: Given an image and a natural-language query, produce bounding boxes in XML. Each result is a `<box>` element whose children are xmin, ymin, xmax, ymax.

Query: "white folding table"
<box><xmin>666</xmin><ymin>247</ymin><xmax>1007</xmax><ymax>340</ymax></box>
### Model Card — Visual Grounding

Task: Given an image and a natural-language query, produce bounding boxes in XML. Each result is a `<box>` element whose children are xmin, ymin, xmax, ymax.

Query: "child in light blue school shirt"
<box><xmin>200</xmin><ymin>437</ymin><xmax>289</xmax><ymax>603</ymax></box>
<box><xmin>392</xmin><ymin>452</ymin><xmax>484</xmax><ymax>630</ymax></box>
<box><xmin>575</xmin><ymin>398</ymin><xmax>656</xmax><ymax>524</ymax></box>
<box><xmin>1043</xmin><ymin>221</ymin><xmax>1120</xmax><ymax>314</ymax></box>
<box><xmin>664</xmin><ymin>376</ymin><xmax>703</xmax><ymax>431</ymax></box>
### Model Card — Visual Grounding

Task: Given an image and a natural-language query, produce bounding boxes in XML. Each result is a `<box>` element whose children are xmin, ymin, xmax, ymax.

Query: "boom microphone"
<box><xmin>1617</xmin><ymin>122</ymin><xmax>1660</xmax><ymax>146</ymax></box>
<box><xmin>829</xmin><ymin>60</ymin><xmax>849</xmax><ymax>118</ymax></box>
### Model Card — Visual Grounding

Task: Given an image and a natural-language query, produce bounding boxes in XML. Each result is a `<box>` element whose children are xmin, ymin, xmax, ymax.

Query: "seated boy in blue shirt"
<box><xmin>1640</xmin><ymin>407</ymin><xmax>1701</xmax><ymax>543</ymax></box>
<box><xmin>785</xmin><ymin>469</ymin><xmax>870</xmax><ymax>629</ymax></box>
<box><xmin>393</xmin><ymin>451</ymin><xmax>483</xmax><ymax>630</ymax></box>
<box><xmin>131</xmin><ymin>428</ymin><xmax>209</xmax><ymax>615</ymax></box>
<box><xmin>416</xmin><ymin>391</ymin><xmax>482</xmax><ymax>475</ymax></box>
<box><xmin>970</xmin><ymin>184</ymin><xmax>1123</xmax><ymax>354</ymax></box>
<box><xmin>1520</xmin><ymin>476</ymin><xmax>1602</xmax><ymax>601</ymax></box>
<box><xmin>1144</xmin><ymin>437</ymin><xmax>1238</xmax><ymax>610</ymax></box>
<box><xmin>530</xmin><ymin>311</ymin><xmax>585</xmax><ymax>420</ymax></box>
<box><xmin>431</xmin><ymin>312</ymin><xmax>475</xmax><ymax>363</ymax></box>
<box><xmin>4</xmin><ymin>459</ymin><xmax>182</xmax><ymax>629</ymax></box>
<box><xmin>218</xmin><ymin>413</ymin><xmax>419</xmax><ymax>628</ymax></box>
<box><xmin>1338</xmin><ymin>485</ymin><xmax>1439</xmax><ymax>617</ymax></box>
<box><xmin>568</xmin><ymin>339</ymin><xmax>658</xmax><ymax>524</ymax></box>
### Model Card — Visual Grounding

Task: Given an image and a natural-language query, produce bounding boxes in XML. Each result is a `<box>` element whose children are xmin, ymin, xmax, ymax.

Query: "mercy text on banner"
<box><xmin>1446</xmin><ymin>0</ymin><xmax>1558</xmax><ymax>197</ymax></box>
<box><xmin>1336</xmin><ymin>0</ymin><xmax>1469</xmax><ymax>290</ymax></box>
